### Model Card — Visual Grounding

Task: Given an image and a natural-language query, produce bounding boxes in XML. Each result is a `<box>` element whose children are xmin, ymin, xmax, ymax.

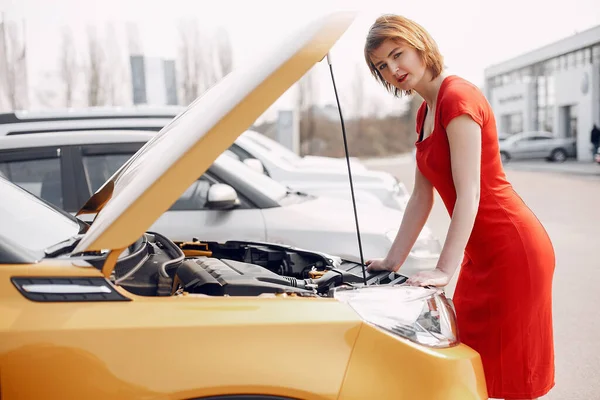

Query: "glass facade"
<box><xmin>487</xmin><ymin>42</ymin><xmax>600</xmax><ymax>135</ymax></box>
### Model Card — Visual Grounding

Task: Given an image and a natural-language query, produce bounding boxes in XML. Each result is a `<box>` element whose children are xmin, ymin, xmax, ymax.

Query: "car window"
<box><xmin>532</xmin><ymin>136</ymin><xmax>551</xmax><ymax>141</ymax></box>
<box><xmin>214</xmin><ymin>155</ymin><xmax>287</xmax><ymax>202</ymax></box>
<box><xmin>170</xmin><ymin>178</ymin><xmax>212</xmax><ymax>210</ymax></box>
<box><xmin>81</xmin><ymin>152</ymin><xmax>231</xmax><ymax>211</ymax></box>
<box><xmin>0</xmin><ymin>178</ymin><xmax>80</xmax><ymax>254</ymax></box>
<box><xmin>0</xmin><ymin>158</ymin><xmax>63</xmax><ymax>208</ymax></box>
<box><xmin>82</xmin><ymin>153</ymin><xmax>133</xmax><ymax>194</ymax></box>
<box><xmin>244</xmin><ymin>133</ymin><xmax>302</xmax><ymax>164</ymax></box>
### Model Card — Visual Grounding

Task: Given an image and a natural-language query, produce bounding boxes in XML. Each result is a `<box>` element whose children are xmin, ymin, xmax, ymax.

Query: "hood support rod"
<box><xmin>326</xmin><ymin>52</ymin><xmax>367</xmax><ymax>286</ymax></box>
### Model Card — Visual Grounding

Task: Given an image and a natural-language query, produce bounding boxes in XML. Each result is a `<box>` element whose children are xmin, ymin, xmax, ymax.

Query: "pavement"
<box><xmin>361</xmin><ymin>153</ymin><xmax>600</xmax><ymax>400</ymax></box>
<box><xmin>362</xmin><ymin>153</ymin><xmax>600</xmax><ymax>178</ymax></box>
<box><xmin>503</xmin><ymin>159</ymin><xmax>600</xmax><ymax>177</ymax></box>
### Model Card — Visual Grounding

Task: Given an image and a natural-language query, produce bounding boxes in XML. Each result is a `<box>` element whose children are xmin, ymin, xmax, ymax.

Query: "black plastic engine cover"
<box><xmin>176</xmin><ymin>257</ymin><xmax>311</xmax><ymax>296</ymax></box>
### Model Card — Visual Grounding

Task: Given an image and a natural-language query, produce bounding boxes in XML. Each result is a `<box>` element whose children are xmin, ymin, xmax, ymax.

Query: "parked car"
<box><xmin>0</xmin><ymin>12</ymin><xmax>486</xmax><ymax>399</ymax></box>
<box><xmin>0</xmin><ymin>130</ymin><xmax>440</xmax><ymax>276</ymax></box>
<box><xmin>595</xmin><ymin>146</ymin><xmax>600</xmax><ymax>164</ymax></box>
<box><xmin>0</xmin><ymin>110</ymin><xmax>409</xmax><ymax>211</ymax></box>
<box><xmin>499</xmin><ymin>131</ymin><xmax>576</xmax><ymax>162</ymax></box>
<box><xmin>497</xmin><ymin>132</ymin><xmax>510</xmax><ymax>141</ymax></box>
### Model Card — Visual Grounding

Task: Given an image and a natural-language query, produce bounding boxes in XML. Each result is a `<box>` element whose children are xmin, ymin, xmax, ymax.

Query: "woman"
<box><xmin>363</xmin><ymin>15</ymin><xmax>555</xmax><ymax>400</ymax></box>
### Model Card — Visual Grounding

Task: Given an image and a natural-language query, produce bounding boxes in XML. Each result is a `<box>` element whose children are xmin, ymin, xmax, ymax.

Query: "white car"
<box><xmin>0</xmin><ymin>130</ymin><xmax>440</xmax><ymax>276</ymax></box>
<box><xmin>499</xmin><ymin>131</ymin><xmax>577</xmax><ymax>162</ymax></box>
<box><xmin>232</xmin><ymin>130</ymin><xmax>410</xmax><ymax>210</ymax></box>
<box><xmin>0</xmin><ymin>108</ymin><xmax>410</xmax><ymax>210</ymax></box>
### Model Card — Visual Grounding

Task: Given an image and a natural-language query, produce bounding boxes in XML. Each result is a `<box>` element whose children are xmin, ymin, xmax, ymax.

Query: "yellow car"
<box><xmin>0</xmin><ymin>12</ymin><xmax>487</xmax><ymax>400</ymax></box>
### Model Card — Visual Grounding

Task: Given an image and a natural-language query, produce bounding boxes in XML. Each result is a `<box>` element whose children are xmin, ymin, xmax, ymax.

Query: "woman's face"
<box><xmin>370</xmin><ymin>39</ymin><xmax>426</xmax><ymax>92</ymax></box>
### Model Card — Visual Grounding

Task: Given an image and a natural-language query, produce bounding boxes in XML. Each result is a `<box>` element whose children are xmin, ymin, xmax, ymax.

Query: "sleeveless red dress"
<box><xmin>415</xmin><ymin>76</ymin><xmax>555</xmax><ymax>399</ymax></box>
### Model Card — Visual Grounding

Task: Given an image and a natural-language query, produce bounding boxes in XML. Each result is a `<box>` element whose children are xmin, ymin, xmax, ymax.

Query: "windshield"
<box><xmin>0</xmin><ymin>178</ymin><xmax>82</xmax><ymax>253</ymax></box>
<box><xmin>214</xmin><ymin>154</ymin><xmax>288</xmax><ymax>202</ymax></box>
<box><xmin>242</xmin><ymin>132</ymin><xmax>303</xmax><ymax>165</ymax></box>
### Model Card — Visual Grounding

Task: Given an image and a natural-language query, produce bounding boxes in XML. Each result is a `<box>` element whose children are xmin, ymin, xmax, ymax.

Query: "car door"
<box><xmin>530</xmin><ymin>135</ymin><xmax>555</xmax><ymax>157</ymax></box>
<box><xmin>73</xmin><ymin>142</ymin><xmax>145</xmax><ymax>210</ymax></box>
<box><xmin>0</xmin><ymin>146</ymin><xmax>80</xmax><ymax>212</ymax></box>
<box><xmin>510</xmin><ymin>136</ymin><xmax>534</xmax><ymax>159</ymax></box>
<box><xmin>72</xmin><ymin>142</ymin><xmax>266</xmax><ymax>243</ymax></box>
<box><xmin>150</xmin><ymin>173</ymin><xmax>267</xmax><ymax>243</ymax></box>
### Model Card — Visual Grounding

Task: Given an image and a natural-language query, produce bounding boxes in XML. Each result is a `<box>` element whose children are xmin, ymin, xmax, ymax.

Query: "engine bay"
<box><xmin>93</xmin><ymin>232</ymin><xmax>407</xmax><ymax>297</ymax></box>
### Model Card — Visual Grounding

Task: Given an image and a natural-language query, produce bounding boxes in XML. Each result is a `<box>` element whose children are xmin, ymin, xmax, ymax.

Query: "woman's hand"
<box><xmin>406</xmin><ymin>268</ymin><xmax>452</xmax><ymax>287</ymax></box>
<box><xmin>366</xmin><ymin>258</ymin><xmax>398</xmax><ymax>273</ymax></box>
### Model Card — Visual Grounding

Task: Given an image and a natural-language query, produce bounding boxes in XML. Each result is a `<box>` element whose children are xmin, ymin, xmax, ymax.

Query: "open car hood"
<box><xmin>73</xmin><ymin>12</ymin><xmax>354</xmax><ymax>255</ymax></box>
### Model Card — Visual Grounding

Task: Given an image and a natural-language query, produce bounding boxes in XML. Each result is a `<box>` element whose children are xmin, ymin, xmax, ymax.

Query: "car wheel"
<box><xmin>550</xmin><ymin>148</ymin><xmax>567</xmax><ymax>162</ymax></box>
<box><xmin>500</xmin><ymin>151</ymin><xmax>510</xmax><ymax>163</ymax></box>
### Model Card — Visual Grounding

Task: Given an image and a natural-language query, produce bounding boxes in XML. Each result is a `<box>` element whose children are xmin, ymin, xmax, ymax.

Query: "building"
<box><xmin>484</xmin><ymin>25</ymin><xmax>600</xmax><ymax>161</ymax></box>
<box><xmin>130</xmin><ymin>55</ymin><xmax>178</xmax><ymax>106</ymax></box>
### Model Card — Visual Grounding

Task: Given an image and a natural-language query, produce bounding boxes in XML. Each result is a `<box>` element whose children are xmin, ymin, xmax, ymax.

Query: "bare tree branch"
<box><xmin>0</xmin><ymin>17</ymin><xmax>28</xmax><ymax>110</ymax></box>
<box><xmin>178</xmin><ymin>20</ymin><xmax>202</xmax><ymax>105</ymax></box>
<box><xmin>214</xmin><ymin>27</ymin><xmax>233</xmax><ymax>78</ymax></box>
<box><xmin>177</xmin><ymin>20</ymin><xmax>232</xmax><ymax>105</ymax></box>
<box><xmin>59</xmin><ymin>27</ymin><xmax>77</xmax><ymax>107</ymax></box>
<box><xmin>85</xmin><ymin>26</ymin><xmax>107</xmax><ymax>107</ymax></box>
<box><xmin>104</xmin><ymin>22</ymin><xmax>125</xmax><ymax>105</ymax></box>
<box><xmin>297</xmin><ymin>68</ymin><xmax>318</xmax><ymax>155</ymax></box>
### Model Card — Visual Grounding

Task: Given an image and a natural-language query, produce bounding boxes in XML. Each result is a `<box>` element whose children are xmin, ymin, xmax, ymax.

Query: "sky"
<box><xmin>1</xmin><ymin>0</ymin><xmax>600</xmax><ymax>117</ymax></box>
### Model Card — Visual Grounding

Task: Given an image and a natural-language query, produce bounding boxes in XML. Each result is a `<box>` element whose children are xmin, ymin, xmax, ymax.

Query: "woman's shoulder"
<box><xmin>440</xmin><ymin>75</ymin><xmax>486</xmax><ymax>103</ymax></box>
<box><xmin>438</xmin><ymin>75</ymin><xmax>490</xmax><ymax>128</ymax></box>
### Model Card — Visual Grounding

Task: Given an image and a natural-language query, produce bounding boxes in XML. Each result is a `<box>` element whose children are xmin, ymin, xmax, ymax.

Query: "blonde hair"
<box><xmin>364</xmin><ymin>14</ymin><xmax>444</xmax><ymax>97</ymax></box>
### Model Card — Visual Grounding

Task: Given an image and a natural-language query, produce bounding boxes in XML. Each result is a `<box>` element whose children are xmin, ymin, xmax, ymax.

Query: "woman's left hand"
<box><xmin>406</xmin><ymin>268</ymin><xmax>452</xmax><ymax>287</ymax></box>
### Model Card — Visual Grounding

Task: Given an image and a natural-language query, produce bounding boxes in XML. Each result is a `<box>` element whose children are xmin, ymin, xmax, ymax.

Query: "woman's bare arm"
<box><xmin>435</xmin><ymin>114</ymin><xmax>482</xmax><ymax>276</ymax></box>
<box><xmin>383</xmin><ymin>166</ymin><xmax>435</xmax><ymax>271</ymax></box>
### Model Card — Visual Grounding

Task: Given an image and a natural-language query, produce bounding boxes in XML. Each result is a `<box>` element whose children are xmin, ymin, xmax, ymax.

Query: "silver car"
<box><xmin>0</xmin><ymin>130</ymin><xmax>440</xmax><ymax>276</ymax></box>
<box><xmin>0</xmin><ymin>107</ymin><xmax>409</xmax><ymax>210</ymax></box>
<box><xmin>499</xmin><ymin>131</ymin><xmax>576</xmax><ymax>163</ymax></box>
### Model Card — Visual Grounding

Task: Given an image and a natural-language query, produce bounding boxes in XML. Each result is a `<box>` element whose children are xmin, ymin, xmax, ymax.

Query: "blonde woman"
<box><xmin>364</xmin><ymin>15</ymin><xmax>555</xmax><ymax>400</ymax></box>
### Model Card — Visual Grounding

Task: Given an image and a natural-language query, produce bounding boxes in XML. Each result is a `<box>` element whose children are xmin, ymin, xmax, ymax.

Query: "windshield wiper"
<box><xmin>44</xmin><ymin>235</ymin><xmax>84</xmax><ymax>258</ymax></box>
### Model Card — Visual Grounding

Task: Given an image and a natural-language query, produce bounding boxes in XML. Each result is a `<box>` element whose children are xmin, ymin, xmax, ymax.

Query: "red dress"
<box><xmin>415</xmin><ymin>76</ymin><xmax>555</xmax><ymax>399</ymax></box>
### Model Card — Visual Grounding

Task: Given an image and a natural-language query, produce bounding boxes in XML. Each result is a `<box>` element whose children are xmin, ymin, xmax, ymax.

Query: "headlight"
<box><xmin>334</xmin><ymin>286</ymin><xmax>458</xmax><ymax>348</ymax></box>
<box><xmin>386</xmin><ymin>226</ymin><xmax>441</xmax><ymax>258</ymax></box>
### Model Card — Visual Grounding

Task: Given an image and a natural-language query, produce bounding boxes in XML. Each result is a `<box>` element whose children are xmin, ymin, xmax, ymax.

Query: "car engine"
<box><xmin>95</xmin><ymin>231</ymin><xmax>406</xmax><ymax>297</ymax></box>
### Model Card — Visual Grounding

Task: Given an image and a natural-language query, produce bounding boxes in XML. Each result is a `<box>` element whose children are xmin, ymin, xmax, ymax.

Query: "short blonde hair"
<box><xmin>364</xmin><ymin>14</ymin><xmax>444</xmax><ymax>97</ymax></box>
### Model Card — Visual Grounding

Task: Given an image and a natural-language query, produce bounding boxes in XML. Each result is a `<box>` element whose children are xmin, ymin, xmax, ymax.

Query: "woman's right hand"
<box><xmin>365</xmin><ymin>258</ymin><xmax>398</xmax><ymax>273</ymax></box>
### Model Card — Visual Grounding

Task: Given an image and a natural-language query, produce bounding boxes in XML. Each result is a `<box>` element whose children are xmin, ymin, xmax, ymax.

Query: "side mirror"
<box><xmin>243</xmin><ymin>158</ymin><xmax>265</xmax><ymax>174</ymax></box>
<box><xmin>206</xmin><ymin>184</ymin><xmax>239</xmax><ymax>210</ymax></box>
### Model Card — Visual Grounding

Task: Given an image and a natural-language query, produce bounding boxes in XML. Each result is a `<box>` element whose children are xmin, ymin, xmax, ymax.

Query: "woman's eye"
<box><xmin>394</xmin><ymin>52</ymin><xmax>402</xmax><ymax>59</ymax></box>
<box><xmin>379</xmin><ymin>64</ymin><xmax>387</xmax><ymax>71</ymax></box>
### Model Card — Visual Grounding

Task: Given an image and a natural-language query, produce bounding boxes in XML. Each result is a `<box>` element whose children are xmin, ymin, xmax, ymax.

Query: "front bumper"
<box><xmin>338</xmin><ymin>323</ymin><xmax>488</xmax><ymax>400</ymax></box>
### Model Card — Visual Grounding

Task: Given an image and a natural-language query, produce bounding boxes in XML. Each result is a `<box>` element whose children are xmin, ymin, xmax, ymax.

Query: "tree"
<box><xmin>296</xmin><ymin>67</ymin><xmax>319</xmax><ymax>155</ymax></box>
<box><xmin>0</xmin><ymin>17</ymin><xmax>28</xmax><ymax>110</ymax></box>
<box><xmin>59</xmin><ymin>27</ymin><xmax>77</xmax><ymax>107</ymax></box>
<box><xmin>350</xmin><ymin>64</ymin><xmax>367</xmax><ymax>142</ymax></box>
<box><xmin>177</xmin><ymin>20</ymin><xmax>233</xmax><ymax>105</ymax></box>
<box><xmin>214</xmin><ymin>27</ymin><xmax>233</xmax><ymax>78</ymax></box>
<box><xmin>104</xmin><ymin>22</ymin><xmax>126</xmax><ymax>105</ymax></box>
<box><xmin>85</xmin><ymin>26</ymin><xmax>107</xmax><ymax>107</ymax></box>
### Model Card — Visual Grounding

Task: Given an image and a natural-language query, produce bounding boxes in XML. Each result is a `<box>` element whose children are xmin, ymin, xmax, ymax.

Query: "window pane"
<box><xmin>0</xmin><ymin>158</ymin><xmax>63</xmax><ymax>208</ymax></box>
<box><xmin>82</xmin><ymin>154</ymin><xmax>133</xmax><ymax>194</ymax></box>
<box><xmin>169</xmin><ymin>178</ymin><xmax>212</xmax><ymax>211</ymax></box>
<box><xmin>0</xmin><ymin>179</ymin><xmax>80</xmax><ymax>253</ymax></box>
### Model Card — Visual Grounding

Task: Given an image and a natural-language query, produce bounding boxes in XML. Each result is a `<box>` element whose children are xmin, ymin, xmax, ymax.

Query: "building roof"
<box><xmin>484</xmin><ymin>24</ymin><xmax>600</xmax><ymax>78</ymax></box>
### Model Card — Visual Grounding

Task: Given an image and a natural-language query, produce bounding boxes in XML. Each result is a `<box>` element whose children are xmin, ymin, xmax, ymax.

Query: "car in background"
<box><xmin>0</xmin><ymin>13</ymin><xmax>487</xmax><ymax>399</ymax></box>
<box><xmin>594</xmin><ymin>146</ymin><xmax>600</xmax><ymax>164</ymax></box>
<box><xmin>0</xmin><ymin>130</ymin><xmax>439</xmax><ymax>276</ymax></box>
<box><xmin>0</xmin><ymin>108</ymin><xmax>409</xmax><ymax>210</ymax></box>
<box><xmin>497</xmin><ymin>132</ymin><xmax>510</xmax><ymax>141</ymax></box>
<box><xmin>499</xmin><ymin>131</ymin><xmax>576</xmax><ymax>163</ymax></box>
